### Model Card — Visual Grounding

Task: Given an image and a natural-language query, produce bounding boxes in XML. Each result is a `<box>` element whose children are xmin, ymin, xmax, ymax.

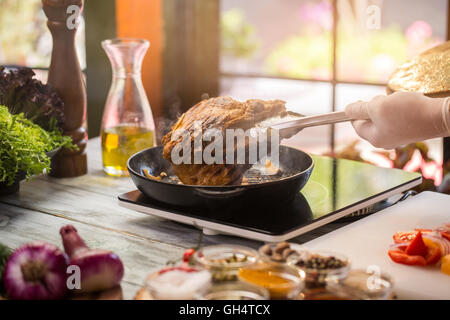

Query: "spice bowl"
<box><xmin>145</xmin><ymin>265</ymin><xmax>212</xmax><ymax>300</ymax></box>
<box><xmin>258</xmin><ymin>242</ymin><xmax>306</xmax><ymax>266</ymax></box>
<box><xmin>289</xmin><ymin>250</ymin><xmax>350</xmax><ymax>289</ymax></box>
<box><xmin>193</xmin><ymin>245</ymin><xmax>259</xmax><ymax>282</ymax></box>
<box><xmin>237</xmin><ymin>262</ymin><xmax>305</xmax><ymax>300</ymax></box>
<box><xmin>198</xmin><ymin>281</ymin><xmax>270</xmax><ymax>300</ymax></box>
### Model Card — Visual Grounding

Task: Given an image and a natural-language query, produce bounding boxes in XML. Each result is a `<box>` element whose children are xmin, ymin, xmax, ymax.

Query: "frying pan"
<box><xmin>127</xmin><ymin>145</ymin><xmax>314</xmax><ymax>210</ymax></box>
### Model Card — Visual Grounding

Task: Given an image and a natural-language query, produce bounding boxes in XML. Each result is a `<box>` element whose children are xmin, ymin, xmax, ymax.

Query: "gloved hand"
<box><xmin>345</xmin><ymin>92</ymin><xmax>450</xmax><ymax>149</ymax></box>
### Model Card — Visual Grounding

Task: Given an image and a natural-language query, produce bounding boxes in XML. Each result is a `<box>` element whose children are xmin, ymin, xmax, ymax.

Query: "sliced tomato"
<box><xmin>393</xmin><ymin>231</ymin><xmax>418</xmax><ymax>244</ymax></box>
<box><xmin>388</xmin><ymin>250</ymin><xmax>427</xmax><ymax>266</ymax></box>
<box><xmin>182</xmin><ymin>248</ymin><xmax>196</xmax><ymax>263</ymax></box>
<box><xmin>405</xmin><ymin>232</ymin><xmax>428</xmax><ymax>256</ymax></box>
<box><xmin>158</xmin><ymin>265</ymin><xmax>198</xmax><ymax>275</ymax></box>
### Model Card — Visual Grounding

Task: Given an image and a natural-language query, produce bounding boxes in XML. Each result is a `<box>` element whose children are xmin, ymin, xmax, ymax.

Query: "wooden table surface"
<box><xmin>0</xmin><ymin>137</ymin><xmax>350</xmax><ymax>299</ymax></box>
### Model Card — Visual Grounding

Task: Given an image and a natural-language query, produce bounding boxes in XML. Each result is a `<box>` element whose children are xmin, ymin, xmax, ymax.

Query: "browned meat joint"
<box><xmin>161</xmin><ymin>96</ymin><xmax>287</xmax><ymax>186</ymax></box>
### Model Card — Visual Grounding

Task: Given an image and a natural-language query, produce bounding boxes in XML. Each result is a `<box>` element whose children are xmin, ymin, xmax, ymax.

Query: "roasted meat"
<box><xmin>161</xmin><ymin>97</ymin><xmax>287</xmax><ymax>186</ymax></box>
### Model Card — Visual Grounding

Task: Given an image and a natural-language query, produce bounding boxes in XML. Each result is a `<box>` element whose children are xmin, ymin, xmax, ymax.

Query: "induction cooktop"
<box><xmin>118</xmin><ymin>155</ymin><xmax>422</xmax><ymax>242</ymax></box>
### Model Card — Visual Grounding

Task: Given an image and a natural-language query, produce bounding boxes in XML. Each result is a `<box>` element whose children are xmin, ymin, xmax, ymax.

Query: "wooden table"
<box><xmin>0</xmin><ymin>138</ymin><xmax>350</xmax><ymax>299</ymax></box>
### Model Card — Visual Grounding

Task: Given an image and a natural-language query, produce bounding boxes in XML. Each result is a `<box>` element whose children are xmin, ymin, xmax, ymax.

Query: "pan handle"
<box><xmin>193</xmin><ymin>187</ymin><xmax>245</xmax><ymax>199</ymax></box>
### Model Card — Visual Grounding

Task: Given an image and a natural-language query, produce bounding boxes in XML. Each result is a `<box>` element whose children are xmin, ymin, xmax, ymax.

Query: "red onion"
<box><xmin>423</xmin><ymin>232</ymin><xmax>450</xmax><ymax>257</ymax></box>
<box><xmin>436</xmin><ymin>224</ymin><xmax>450</xmax><ymax>233</ymax></box>
<box><xmin>389</xmin><ymin>243</ymin><xmax>408</xmax><ymax>251</ymax></box>
<box><xmin>3</xmin><ymin>242</ymin><xmax>68</xmax><ymax>300</ymax></box>
<box><xmin>60</xmin><ymin>225</ymin><xmax>124</xmax><ymax>293</ymax></box>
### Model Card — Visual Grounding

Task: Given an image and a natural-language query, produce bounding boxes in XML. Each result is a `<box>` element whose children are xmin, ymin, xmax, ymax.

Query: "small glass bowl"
<box><xmin>146</xmin><ymin>266</ymin><xmax>212</xmax><ymax>300</ymax></box>
<box><xmin>193</xmin><ymin>245</ymin><xmax>259</xmax><ymax>282</ymax></box>
<box><xmin>289</xmin><ymin>250</ymin><xmax>350</xmax><ymax>289</ymax></box>
<box><xmin>198</xmin><ymin>281</ymin><xmax>270</xmax><ymax>300</ymax></box>
<box><xmin>237</xmin><ymin>262</ymin><xmax>305</xmax><ymax>300</ymax></box>
<box><xmin>326</xmin><ymin>269</ymin><xmax>394</xmax><ymax>300</ymax></box>
<box><xmin>258</xmin><ymin>242</ymin><xmax>306</xmax><ymax>266</ymax></box>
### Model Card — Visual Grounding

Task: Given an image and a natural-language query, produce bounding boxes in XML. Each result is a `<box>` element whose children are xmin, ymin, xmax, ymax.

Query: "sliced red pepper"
<box><xmin>390</xmin><ymin>229</ymin><xmax>445</xmax><ymax>267</ymax></box>
<box><xmin>405</xmin><ymin>232</ymin><xmax>428</xmax><ymax>256</ymax></box>
<box><xmin>388</xmin><ymin>250</ymin><xmax>426</xmax><ymax>266</ymax></box>
<box><xmin>440</xmin><ymin>231</ymin><xmax>450</xmax><ymax>242</ymax></box>
<box><xmin>393</xmin><ymin>231</ymin><xmax>418</xmax><ymax>243</ymax></box>
<box><xmin>425</xmin><ymin>244</ymin><xmax>442</xmax><ymax>265</ymax></box>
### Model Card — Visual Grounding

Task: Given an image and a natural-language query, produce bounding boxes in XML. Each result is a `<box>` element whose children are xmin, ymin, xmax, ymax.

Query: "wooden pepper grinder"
<box><xmin>42</xmin><ymin>0</ymin><xmax>88</xmax><ymax>177</ymax></box>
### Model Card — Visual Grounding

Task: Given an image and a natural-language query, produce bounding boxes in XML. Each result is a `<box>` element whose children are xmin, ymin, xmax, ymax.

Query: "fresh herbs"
<box><xmin>0</xmin><ymin>106</ymin><xmax>75</xmax><ymax>186</ymax></box>
<box><xmin>0</xmin><ymin>66</ymin><xmax>65</xmax><ymax>131</ymax></box>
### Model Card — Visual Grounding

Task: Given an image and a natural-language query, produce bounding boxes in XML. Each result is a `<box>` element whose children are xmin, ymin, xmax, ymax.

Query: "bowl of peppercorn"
<box><xmin>288</xmin><ymin>250</ymin><xmax>350</xmax><ymax>289</ymax></box>
<box><xmin>258</xmin><ymin>242</ymin><xmax>306</xmax><ymax>266</ymax></box>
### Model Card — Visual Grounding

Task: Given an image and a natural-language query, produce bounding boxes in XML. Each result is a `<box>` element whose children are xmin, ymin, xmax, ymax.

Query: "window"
<box><xmin>337</xmin><ymin>0</ymin><xmax>447</xmax><ymax>84</ymax></box>
<box><xmin>0</xmin><ymin>0</ymin><xmax>86</xmax><ymax>82</ymax></box>
<box><xmin>219</xmin><ymin>0</ymin><xmax>448</xmax><ymax>186</ymax></box>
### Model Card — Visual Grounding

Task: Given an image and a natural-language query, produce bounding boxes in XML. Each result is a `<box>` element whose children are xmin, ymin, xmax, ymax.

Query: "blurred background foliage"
<box><xmin>0</xmin><ymin>0</ymin><xmax>85</xmax><ymax>71</ymax></box>
<box><xmin>221</xmin><ymin>1</ymin><xmax>444</xmax><ymax>83</ymax></box>
<box><xmin>0</xmin><ymin>0</ymin><xmax>48</xmax><ymax>67</ymax></box>
<box><xmin>221</xmin><ymin>8</ymin><xmax>261</xmax><ymax>59</ymax></box>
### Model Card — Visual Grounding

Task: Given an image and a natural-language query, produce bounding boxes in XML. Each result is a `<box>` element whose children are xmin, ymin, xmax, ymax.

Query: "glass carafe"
<box><xmin>101</xmin><ymin>38</ymin><xmax>155</xmax><ymax>177</ymax></box>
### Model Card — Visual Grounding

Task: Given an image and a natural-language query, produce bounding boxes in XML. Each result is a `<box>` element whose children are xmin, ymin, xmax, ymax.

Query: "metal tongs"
<box><xmin>266</xmin><ymin>111</ymin><xmax>355</xmax><ymax>139</ymax></box>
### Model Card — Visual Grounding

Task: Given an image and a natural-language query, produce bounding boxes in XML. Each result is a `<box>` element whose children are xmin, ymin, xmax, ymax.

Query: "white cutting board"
<box><xmin>304</xmin><ymin>191</ymin><xmax>450</xmax><ymax>300</ymax></box>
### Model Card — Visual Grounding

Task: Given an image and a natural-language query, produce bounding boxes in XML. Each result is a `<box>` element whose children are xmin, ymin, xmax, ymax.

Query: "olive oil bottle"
<box><xmin>101</xmin><ymin>125</ymin><xmax>154</xmax><ymax>176</ymax></box>
<box><xmin>101</xmin><ymin>38</ymin><xmax>156</xmax><ymax>177</ymax></box>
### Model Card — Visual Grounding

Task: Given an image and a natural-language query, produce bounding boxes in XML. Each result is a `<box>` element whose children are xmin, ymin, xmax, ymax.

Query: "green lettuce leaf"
<box><xmin>0</xmin><ymin>105</ymin><xmax>75</xmax><ymax>186</ymax></box>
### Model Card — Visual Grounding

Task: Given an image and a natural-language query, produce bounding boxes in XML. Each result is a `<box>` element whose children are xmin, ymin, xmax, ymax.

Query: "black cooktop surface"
<box><xmin>119</xmin><ymin>156</ymin><xmax>422</xmax><ymax>236</ymax></box>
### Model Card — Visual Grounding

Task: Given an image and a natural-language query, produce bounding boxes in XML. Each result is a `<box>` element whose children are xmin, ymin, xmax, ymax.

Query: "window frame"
<box><xmin>445</xmin><ymin>1</ymin><xmax>450</xmax><ymax>165</ymax></box>
<box><xmin>219</xmin><ymin>0</ymin><xmax>450</xmax><ymax>164</ymax></box>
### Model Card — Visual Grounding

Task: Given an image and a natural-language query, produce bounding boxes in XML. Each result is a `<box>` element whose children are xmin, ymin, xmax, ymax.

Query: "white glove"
<box><xmin>345</xmin><ymin>92</ymin><xmax>450</xmax><ymax>149</ymax></box>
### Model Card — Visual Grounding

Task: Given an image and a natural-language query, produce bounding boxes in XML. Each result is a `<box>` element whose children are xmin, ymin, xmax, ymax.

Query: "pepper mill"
<box><xmin>42</xmin><ymin>0</ymin><xmax>88</xmax><ymax>177</ymax></box>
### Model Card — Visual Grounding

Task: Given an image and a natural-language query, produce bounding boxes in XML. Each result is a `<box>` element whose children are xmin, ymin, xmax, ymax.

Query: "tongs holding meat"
<box><xmin>161</xmin><ymin>96</ymin><xmax>364</xmax><ymax>186</ymax></box>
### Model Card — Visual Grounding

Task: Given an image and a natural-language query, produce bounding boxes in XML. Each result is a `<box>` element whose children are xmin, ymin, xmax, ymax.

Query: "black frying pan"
<box><xmin>127</xmin><ymin>146</ymin><xmax>314</xmax><ymax>209</ymax></box>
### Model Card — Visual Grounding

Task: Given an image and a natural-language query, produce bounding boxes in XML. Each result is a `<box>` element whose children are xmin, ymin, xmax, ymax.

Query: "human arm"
<box><xmin>345</xmin><ymin>92</ymin><xmax>450</xmax><ymax>149</ymax></box>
